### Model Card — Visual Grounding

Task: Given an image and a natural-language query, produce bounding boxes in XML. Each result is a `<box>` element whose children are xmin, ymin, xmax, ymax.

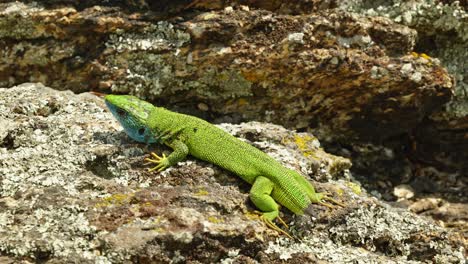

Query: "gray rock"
<box><xmin>0</xmin><ymin>83</ymin><xmax>464</xmax><ymax>263</ymax></box>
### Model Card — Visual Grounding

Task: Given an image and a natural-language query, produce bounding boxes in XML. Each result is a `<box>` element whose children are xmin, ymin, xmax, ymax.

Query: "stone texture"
<box><xmin>0</xmin><ymin>0</ymin><xmax>466</xmax><ymax>257</ymax></box>
<box><xmin>0</xmin><ymin>83</ymin><xmax>464</xmax><ymax>263</ymax></box>
<box><xmin>337</xmin><ymin>0</ymin><xmax>468</xmax><ymax>174</ymax></box>
<box><xmin>0</xmin><ymin>2</ymin><xmax>454</xmax><ymax>145</ymax></box>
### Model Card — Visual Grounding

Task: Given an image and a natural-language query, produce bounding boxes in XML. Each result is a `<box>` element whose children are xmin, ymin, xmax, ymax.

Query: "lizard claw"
<box><xmin>252</xmin><ymin>211</ymin><xmax>293</xmax><ymax>239</ymax></box>
<box><xmin>260</xmin><ymin>215</ymin><xmax>293</xmax><ymax>240</ymax></box>
<box><xmin>323</xmin><ymin>196</ymin><xmax>345</xmax><ymax>207</ymax></box>
<box><xmin>144</xmin><ymin>152</ymin><xmax>170</xmax><ymax>172</ymax></box>
<box><xmin>276</xmin><ymin>215</ymin><xmax>289</xmax><ymax>229</ymax></box>
<box><xmin>311</xmin><ymin>192</ymin><xmax>345</xmax><ymax>208</ymax></box>
<box><xmin>317</xmin><ymin>192</ymin><xmax>345</xmax><ymax>208</ymax></box>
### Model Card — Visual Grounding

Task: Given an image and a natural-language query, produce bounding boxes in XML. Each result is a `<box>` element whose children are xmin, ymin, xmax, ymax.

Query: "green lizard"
<box><xmin>104</xmin><ymin>94</ymin><xmax>343</xmax><ymax>238</ymax></box>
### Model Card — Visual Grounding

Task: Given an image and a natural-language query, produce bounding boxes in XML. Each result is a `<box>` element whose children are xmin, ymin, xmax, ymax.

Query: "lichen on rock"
<box><xmin>0</xmin><ymin>83</ymin><xmax>464</xmax><ymax>263</ymax></box>
<box><xmin>0</xmin><ymin>1</ymin><xmax>466</xmax><ymax>262</ymax></box>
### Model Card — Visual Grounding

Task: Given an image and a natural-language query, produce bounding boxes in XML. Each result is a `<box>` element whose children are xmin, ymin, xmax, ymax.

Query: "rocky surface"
<box><xmin>0</xmin><ymin>1</ymin><xmax>454</xmax><ymax>144</ymax></box>
<box><xmin>1</xmin><ymin>1</ymin><xmax>463</xmax><ymax>180</ymax></box>
<box><xmin>339</xmin><ymin>0</ymin><xmax>468</xmax><ymax>184</ymax></box>
<box><xmin>0</xmin><ymin>0</ymin><xmax>466</xmax><ymax>261</ymax></box>
<box><xmin>0</xmin><ymin>83</ymin><xmax>465</xmax><ymax>263</ymax></box>
<box><xmin>334</xmin><ymin>0</ymin><xmax>468</xmax><ymax>238</ymax></box>
<box><xmin>1</xmin><ymin>0</ymin><xmax>464</xmax><ymax>178</ymax></box>
<box><xmin>1</xmin><ymin>0</ymin><xmax>465</xmax><ymax>170</ymax></box>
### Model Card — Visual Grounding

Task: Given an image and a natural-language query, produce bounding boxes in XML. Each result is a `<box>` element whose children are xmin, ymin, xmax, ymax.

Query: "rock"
<box><xmin>393</xmin><ymin>184</ymin><xmax>415</xmax><ymax>200</ymax></box>
<box><xmin>340</xmin><ymin>0</ymin><xmax>468</xmax><ymax>172</ymax></box>
<box><xmin>0</xmin><ymin>0</ymin><xmax>466</xmax><ymax>260</ymax></box>
<box><xmin>409</xmin><ymin>198</ymin><xmax>442</xmax><ymax>214</ymax></box>
<box><xmin>1</xmin><ymin>1</ymin><xmax>463</xmax><ymax>175</ymax></box>
<box><xmin>0</xmin><ymin>2</ymin><xmax>453</xmax><ymax>144</ymax></box>
<box><xmin>0</xmin><ymin>83</ymin><xmax>464</xmax><ymax>263</ymax></box>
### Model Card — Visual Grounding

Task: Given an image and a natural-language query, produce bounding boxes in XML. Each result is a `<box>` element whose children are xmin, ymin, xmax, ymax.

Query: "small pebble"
<box><xmin>197</xmin><ymin>103</ymin><xmax>209</xmax><ymax>111</ymax></box>
<box><xmin>393</xmin><ymin>184</ymin><xmax>414</xmax><ymax>199</ymax></box>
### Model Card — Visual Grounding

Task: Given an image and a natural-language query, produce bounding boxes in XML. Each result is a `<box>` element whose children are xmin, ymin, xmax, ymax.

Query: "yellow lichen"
<box><xmin>244</xmin><ymin>211</ymin><xmax>260</xmax><ymax>220</ymax></box>
<box><xmin>152</xmin><ymin>227</ymin><xmax>164</xmax><ymax>233</ymax></box>
<box><xmin>335</xmin><ymin>188</ymin><xmax>345</xmax><ymax>196</ymax></box>
<box><xmin>346</xmin><ymin>182</ymin><xmax>362</xmax><ymax>195</ymax></box>
<box><xmin>420</xmin><ymin>53</ymin><xmax>431</xmax><ymax>60</ymax></box>
<box><xmin>153</xmin><ymin>216</ymin><xmax>162</xmax><ymax>224</ymax></box>
<box><xmin>241</xmin><ymin>70</ymin><xmax>266</xmax><ymax>82</ymax></box>
<box><xmin>200</xmin><ymin>13</ymin><xmax>219</xmax><ymax>20</ymax></box>
<box><xmin>194</xmin><ymin>188</ymin><xmax>209</xmax><ymax>196</ymax></box>
<box><xmin>410</xmin><ymin>52</ymin><xmax>432</xmax><ymax>65</ymax></box>
<box><xmin>293</xmin><ymin>134</ymin><xmax>318</xmax><ymax>158</ymax></box>
<box><xmin>410</xmin><ymin>52</ymin><xmax>432</xmax><ymax>59</ymax></box>
<box><xmin>237</xmin><ymin>98</ymin><xmax>248</xmax><ymax>106</ymax></box>
<box><xmin>207</xmin><ymin>216</ymin><xmax>224</xmax><ymax>224</ymax></box>
<box><xmin>141</xmin><ymin>202</ymin><xmax>153</xmax><ymax>207</ymax></box>
<box><xmin>95</xmin><ymin>193</ymin><xmax>134</xmax><ymax>208</ymax></box>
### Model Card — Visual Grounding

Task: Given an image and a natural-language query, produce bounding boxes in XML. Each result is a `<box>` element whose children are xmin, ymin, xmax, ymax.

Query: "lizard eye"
<box><xmin>138</xmin><ymin>128</ymin><xmax>145</xmax><ymax>135</ymax></box>
<box><xmin>116</xmin><ymin>108</ymin><xmax>126</xmax><ymax>116</ymax></box>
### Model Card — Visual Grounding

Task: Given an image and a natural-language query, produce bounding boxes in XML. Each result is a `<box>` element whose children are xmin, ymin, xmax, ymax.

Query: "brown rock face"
<box><xmin>182</xmin><ymin>10</ymin><xmax>453</xmax><ymax>143</ymax></box>
<box><xmin>0</xmin><ymin>3</ymin><xmax>454</xmax><ymax>144</ymax></box>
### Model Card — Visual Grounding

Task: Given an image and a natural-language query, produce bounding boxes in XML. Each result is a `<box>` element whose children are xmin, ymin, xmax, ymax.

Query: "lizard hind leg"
<box><xmin>250</xmin><ymin>176</ymin><xmax>293</xmax><ymax>239</ymax></box>
<box><xmin>288</xmin><ymin>169</ymin><xmax>345</xmax><ymax>208</ymax></box>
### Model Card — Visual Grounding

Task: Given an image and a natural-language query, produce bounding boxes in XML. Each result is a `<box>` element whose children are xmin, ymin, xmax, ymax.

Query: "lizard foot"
<box><xmin>261</xmin><ymin>215</ymin><xmax>293</xmax><ymax>239</ymax></box>
<box><xmin>254</xmin><ymin>211</ymin><xmax>293</xmax><ymax>239</ymax></box>
<box><xmin>276</xmin><ymin>215</ymin><xmax>289</xmax><ymax>229</ymax></box>
<box><xmin>316</xmin><ymin>192</ymin><xmax>345</xmax><ymax>208</ymax></box>
<box><xmin>144</xmin><ymin>152</ymin><xmax>170</xmax><ymax>172</ymax></box>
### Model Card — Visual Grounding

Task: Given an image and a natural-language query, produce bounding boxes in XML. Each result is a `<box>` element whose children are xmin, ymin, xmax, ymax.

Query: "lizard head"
<box><xmin>104</xmin><ymin>94</ymin><xmax>157</xmax><ymax>144</ymax></box>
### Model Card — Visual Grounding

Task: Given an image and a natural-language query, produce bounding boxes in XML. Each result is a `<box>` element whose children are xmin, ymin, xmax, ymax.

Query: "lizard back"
<box><xmin>148</xmin><ymin>107</ymin><xmax>312</xmax><ymax>214</ymax></box>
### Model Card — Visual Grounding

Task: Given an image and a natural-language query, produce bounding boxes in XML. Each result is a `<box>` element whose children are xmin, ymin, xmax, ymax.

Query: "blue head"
<box><xmin>105</xmin><ymin>94</ymin><xmax>157</xmax><ymax>144</ymax></box>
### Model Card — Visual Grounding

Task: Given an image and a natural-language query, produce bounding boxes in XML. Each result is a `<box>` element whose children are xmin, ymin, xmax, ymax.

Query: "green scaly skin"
<box><xmin>105</xmin><ymin>94</ymin><xmax>342</xmax><ymax>238</ymax></box>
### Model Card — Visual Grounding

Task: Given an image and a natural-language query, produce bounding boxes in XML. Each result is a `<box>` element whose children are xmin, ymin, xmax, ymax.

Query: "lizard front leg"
<box><xmin>145</xmin><ymin>139</ymin><xmax>188</xmax><ymax>172</ymax></box>
<box><xmin>250</xmin><ymin>176</ymin><xmax>293</xmax><ymax>239</ymax></box>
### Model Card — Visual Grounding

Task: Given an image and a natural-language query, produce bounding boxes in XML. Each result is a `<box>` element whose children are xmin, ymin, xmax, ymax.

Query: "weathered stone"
<box><xmin>0</xmin><ymin>83</ymin><xmax>464</xmax><ymax>263</ymax></box>
<box><xmin>0</xmin><ymin>2</ymin><xmax>150</xmax><ymax>90</ymax></box>
<box><xmin>340</xmin><ymin>0</ymin><xmax>468</xmax><ymax>171</ymax></box>
<box><xmin>0</xmin><ymin>0</ymin><xmax>466</xmax><ymax>253</ymax></box>
<box><xmin>0</xmin><ymin>2</ymin><xmax>454</xmax><ymax>144</ymax></box>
